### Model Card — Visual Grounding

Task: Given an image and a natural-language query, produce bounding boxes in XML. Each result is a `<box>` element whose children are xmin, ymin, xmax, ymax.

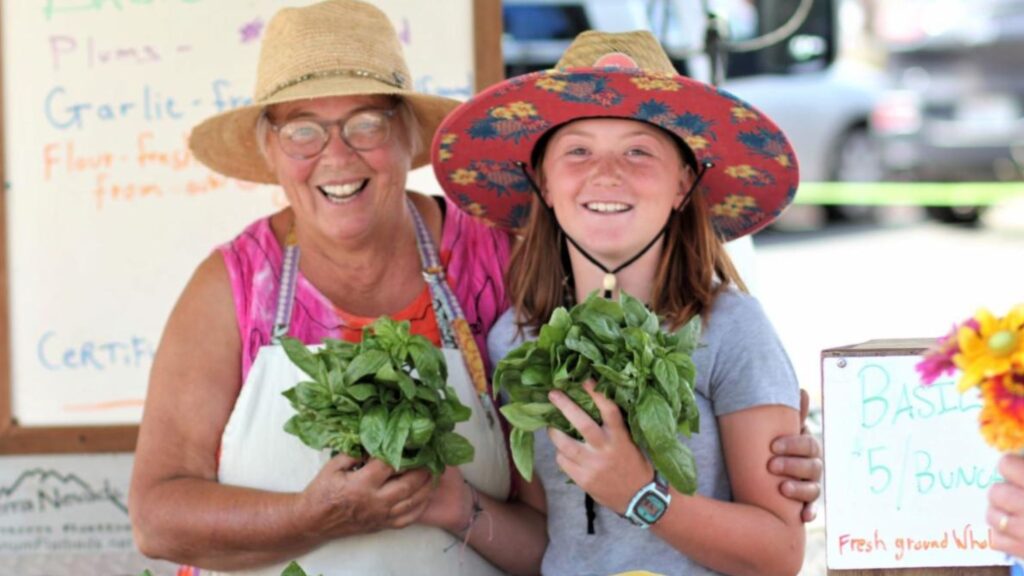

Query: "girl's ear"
<box><xmin>674</xmin><ymin>165</ymin><xmax>694</xmax><ymax>210</ymax></box>
<box><xmin>538</xmin><ymin>173</ymin><xmax>554</xmax><ymax>208</ymax></box>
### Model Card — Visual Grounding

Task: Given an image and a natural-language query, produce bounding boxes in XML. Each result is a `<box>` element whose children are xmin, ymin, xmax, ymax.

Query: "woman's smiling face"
<box><xmin>540</xmin><ymin>118</ymin><xmax>693</xmax><ymax>264</ymax></box>
<box><xmin>263</xmin><ymin>94</ymin><xmax>412</xmax><ymax>242</ymax></box>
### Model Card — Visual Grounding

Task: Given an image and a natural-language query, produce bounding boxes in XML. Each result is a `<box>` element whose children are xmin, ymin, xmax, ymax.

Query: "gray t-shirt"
<box><xmin>487</xmin><ymin>289</ymin><xmax>800</xmax><ymax>576</ymax></box>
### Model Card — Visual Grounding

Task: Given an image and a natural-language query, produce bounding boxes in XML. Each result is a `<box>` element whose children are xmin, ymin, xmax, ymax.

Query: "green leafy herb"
<box><xmin>493</xmin><ymin>291</ymin><xmax>701</xmax><ymax>494</ymax></box>
<box><xmin>281</xmin><ymin>317</ymin><xmax>474</xmax><ymax>476</ymax></box>
<box><xmin>281</xmin><ymin>561</ymin><xmax>321</xmax><ymax>576</ymax></box>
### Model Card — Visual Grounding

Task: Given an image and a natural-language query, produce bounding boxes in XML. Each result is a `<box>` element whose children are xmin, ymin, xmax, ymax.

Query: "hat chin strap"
<box><xmin>517</xmin><ymin>161</ymin><xmax>712</xmax><ymax>301</ymax></box>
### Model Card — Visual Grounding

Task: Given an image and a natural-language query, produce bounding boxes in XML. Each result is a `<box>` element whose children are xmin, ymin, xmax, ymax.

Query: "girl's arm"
<box><xmin>651</xmin><ymin>405</ymin><xmax>805</xmax><ymax>576</ymax></box>
<box><xmin>419</xmin><ymin>465</ymin><xmax>548</xmax><ymax>575</ymax></box>
<box><xmin>549</xmin><ymin>381</ymin><xmax>804</xmax><ymax>576</ymax></box>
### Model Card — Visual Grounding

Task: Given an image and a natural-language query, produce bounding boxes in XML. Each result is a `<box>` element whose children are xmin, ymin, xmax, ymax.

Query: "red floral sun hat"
<box><xmin>431</xmin><ymin>30</ymin><xmax>799</xmax><ymax>241</ymax></box>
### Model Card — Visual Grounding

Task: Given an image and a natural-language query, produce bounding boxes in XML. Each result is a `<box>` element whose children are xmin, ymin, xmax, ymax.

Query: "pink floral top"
<box><xmin>219</xmin><ymin>197</ymin><xmax>511</xmax><ymax>384</ymax></box>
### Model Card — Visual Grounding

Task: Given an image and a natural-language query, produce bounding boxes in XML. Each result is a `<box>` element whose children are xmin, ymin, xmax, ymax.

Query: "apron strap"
<box><xmin>406</xmin><ymin>198</ymin><xmax>494</xmax><ymax>408</ymax></box>
<box><xmin>272</xmin><ymin>229</ymin><xmax>300</xmax><ymax>344</ymax></box>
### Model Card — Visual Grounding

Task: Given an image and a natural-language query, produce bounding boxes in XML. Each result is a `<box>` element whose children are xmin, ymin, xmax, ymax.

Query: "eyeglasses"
<box><xmin>267</xmin><ymin>108</ymin><xmax>396</xmax><ymax>159</ymax></box>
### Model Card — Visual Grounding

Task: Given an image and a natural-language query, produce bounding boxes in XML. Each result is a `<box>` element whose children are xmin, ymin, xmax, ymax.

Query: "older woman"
<box><xmin>130</xmin><ymin>1</ymin><xmax>820</xmax><ymax>575</ymax></box>
<box><xmin>130</xmin><ymin>2</ymin><xmax>544</xmax><ymax>575</ymax></box>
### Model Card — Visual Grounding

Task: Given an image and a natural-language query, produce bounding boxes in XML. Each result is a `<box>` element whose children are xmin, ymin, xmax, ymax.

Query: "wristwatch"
<box><xmin>623</xmin><ymin>473</ymin><xmax>671</xmax><ymax>528</ymax></box>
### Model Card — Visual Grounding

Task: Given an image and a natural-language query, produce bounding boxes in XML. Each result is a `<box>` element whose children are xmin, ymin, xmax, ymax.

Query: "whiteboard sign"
<box><xmin>823</xmin><ymin>350</ymin><xmax>1008</xmax><ymax>569</ymax></box>
<box><xmin>2</xmin><ymin>0</ymin><xmax>475</xmax><ymax>426</ymax></box>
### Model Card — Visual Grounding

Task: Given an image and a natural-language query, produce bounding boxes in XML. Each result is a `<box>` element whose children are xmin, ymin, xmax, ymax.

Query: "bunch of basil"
<box><xmin>280</xmin><ymin>317</ymin><xmax>474</xmax><ymax>476</ymax></box>
<box><xmin>493</xmin><ymin>292</ymin><xmax>701</xmax><ymax>494</ymax></box>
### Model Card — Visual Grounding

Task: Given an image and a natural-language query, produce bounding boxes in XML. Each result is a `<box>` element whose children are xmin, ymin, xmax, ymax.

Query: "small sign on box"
<box><xmin>822</xmin><ymin>339</ymin><xmax>1007</xmax><ymax>574</ymax></box>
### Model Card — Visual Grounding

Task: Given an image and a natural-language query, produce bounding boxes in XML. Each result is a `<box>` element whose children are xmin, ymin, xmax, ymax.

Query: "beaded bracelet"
<box><xmin>457</xmin><ymin>481</ymin><xmax>483</xmax><ymax>534</ymax></box>
<box><xmin>456</xmin><ymin>480</ymin><xmax>493</xmax><ymax>544</ymax></box>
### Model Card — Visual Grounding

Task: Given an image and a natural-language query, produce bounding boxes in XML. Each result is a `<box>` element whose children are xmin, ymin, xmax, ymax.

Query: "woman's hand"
<box><xmin>767</xmin><ymin>388</ymin><xmax>823</xmax><ymax>522</ymax></box>
<box><xmin>298</xmin><ymin>453</ymin><xmax>435</xmax><ymax>538</ymax></box>
<box><xmin>547</xmin><ymin>380</ymin><xmax>653</xmax><ymax>515</ymax></box>
<box><xmin>988</xmin><ymin>453</ymin><xmax>1024</xmax><ymax>558</ymax></box>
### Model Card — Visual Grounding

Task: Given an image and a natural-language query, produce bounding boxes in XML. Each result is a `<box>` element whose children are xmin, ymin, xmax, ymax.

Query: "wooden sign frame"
<box><xmin>0</xmin><ymin>0</ymin><xmax>504</xmax><ymax>455</ymax></box>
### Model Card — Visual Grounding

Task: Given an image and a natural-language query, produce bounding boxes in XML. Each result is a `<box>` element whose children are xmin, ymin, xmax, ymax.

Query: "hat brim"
<box><xmin>431</xmin><ymin>67</ymin><xmax>799</xmax><ymax>240</ymax></box>
<box><xmin>190</xmin><ymin>76</ymin><xmax>462</xmax><ymax>184</ymax></box>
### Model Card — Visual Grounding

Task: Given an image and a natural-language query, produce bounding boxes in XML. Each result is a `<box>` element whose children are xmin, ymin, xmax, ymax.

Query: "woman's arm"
<box><xmin>548</xmin><ymin>382</ymin><xmax>804</xmax><ymax>576</ymax></box>
<box><xmin>769</xmin><ymin>389</ymin><xmax>824</xmax><ymax>522</ymax></box>
<box><xmin>419</xmin><ymin>465</ymin><xmax>548</xmax><ymax>575</ymax></box>
<box><xmin>129</xmin><ymin>254</ymin><xmax>434</xmax><ymax>570</ymax></box>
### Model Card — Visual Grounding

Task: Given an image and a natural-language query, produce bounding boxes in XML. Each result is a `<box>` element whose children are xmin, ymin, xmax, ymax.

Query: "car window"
<box><xmin>503</xmin><ymin>4</ymin><xmax>589</xmax><ymax>40</ymax></box>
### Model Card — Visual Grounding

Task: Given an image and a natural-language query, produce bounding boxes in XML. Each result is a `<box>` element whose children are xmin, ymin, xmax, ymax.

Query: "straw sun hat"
<box><xmin>189</xmin><ymin>0</ymin><xmax>461</xmax><ymax>184</ymax></box>
<box><xmin>431</xmin><ymin>30</ymin><xmax>800</xmax><ymax>241</ymax></box>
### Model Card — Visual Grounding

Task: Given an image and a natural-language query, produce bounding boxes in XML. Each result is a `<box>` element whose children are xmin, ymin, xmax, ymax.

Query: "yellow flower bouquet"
<box><xmin>916</xmin><ymin>305</ymin><xmax>1024</xmax><ymax>451</ymax></box>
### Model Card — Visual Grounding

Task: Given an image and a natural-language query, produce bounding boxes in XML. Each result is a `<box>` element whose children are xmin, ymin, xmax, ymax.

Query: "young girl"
<box><xmin>432</xmin><ymin>30</ymin><xmax>805</xmax><ymax>575</ymax></box>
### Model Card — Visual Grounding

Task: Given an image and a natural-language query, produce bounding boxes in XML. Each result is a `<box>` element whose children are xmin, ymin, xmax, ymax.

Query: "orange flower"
<box><xmin>978</xmin><ymin>365</ymin><xmax>1024</xmax><ymax>451</ymax></box>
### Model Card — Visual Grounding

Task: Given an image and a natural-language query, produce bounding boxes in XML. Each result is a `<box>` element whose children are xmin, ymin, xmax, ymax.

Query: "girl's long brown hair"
<box><xmin>505</xmin><ymin>164</ymin><xmax>747</xmax><ymax>332</ymax></box>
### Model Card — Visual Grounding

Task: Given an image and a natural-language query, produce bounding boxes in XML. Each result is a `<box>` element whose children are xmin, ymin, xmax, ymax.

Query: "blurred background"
<box><xmin>500</xmin><ymin>1</ymin><xmax>1024</xmax><ymax>572</ymax></box>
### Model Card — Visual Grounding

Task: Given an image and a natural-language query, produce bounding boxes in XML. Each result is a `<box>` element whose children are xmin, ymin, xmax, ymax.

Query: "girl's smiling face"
<box><xmin>540</xmin><ymin>118</ymin><xmax>693</xmax><ymax>264</ymax></box>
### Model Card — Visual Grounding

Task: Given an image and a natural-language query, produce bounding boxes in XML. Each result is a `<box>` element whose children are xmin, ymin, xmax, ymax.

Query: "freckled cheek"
<box><xmin>273</xmin><ymin>154</ymin><xmax>318</xmax><ymax>185</ymax></box>
<box><xmin>365</xmin><ymin>149</ymin><xmax>409</xmax><ymax>184</ymax></box>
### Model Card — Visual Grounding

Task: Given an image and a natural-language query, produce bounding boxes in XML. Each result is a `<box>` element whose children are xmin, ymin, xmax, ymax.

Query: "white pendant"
<box><xmin>602</xmin><ymin>273</ymin><xmax>617</xmax><ymax>294</ymax></box>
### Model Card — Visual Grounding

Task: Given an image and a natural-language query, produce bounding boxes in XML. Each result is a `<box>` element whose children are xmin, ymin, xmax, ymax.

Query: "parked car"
<box><xmin>870</xmin><ymin>0</ymin><xmax>1024</xmax><ymax>222</ymax></box>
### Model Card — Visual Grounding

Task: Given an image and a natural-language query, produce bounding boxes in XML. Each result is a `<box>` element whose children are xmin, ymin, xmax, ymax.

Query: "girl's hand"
<box><xmin>547</xmin><ymin>380</ymin><xmax>654</xmax><ymax>514</ymax></box>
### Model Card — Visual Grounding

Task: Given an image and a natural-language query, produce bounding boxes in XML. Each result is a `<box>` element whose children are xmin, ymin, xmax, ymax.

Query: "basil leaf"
<box><xmin>500</xmin><ymin>403</ymin><xmax>551</xmax><ymax>432</ymax></box>
<box><xmin>280</xmin><ymin>338</ymin><xmax>320</xmax><ymax>379</ymax></box>
<box><xmin>637</xmin><ymin>388</ymin><xmax>677</xmax><ymax>450</ymax></box>
<box><xmin>436</xmin><ymin>431</ymin><xmax>475</xmax><ymax>467</ymax></box>
<box><xmin>408</xmin><ymin>413</ymin><xmax>436</xmax><ymax>448</ymax></box>
<box><xmin>675</xmin><ymin>315</ymin><xmax>702</xmax><ymax>354</ymax></box>
<box><xmin>650</xmin><ymin>440</ymin><xmax>697</xmax><ymax>495</ymax></box>
<box><xmin>445</xmin><ymin>386</ymin><xmax>473</xmax><ymax>423</ymax></box>
<box><xmin>281</xmin><ymin>561</ymin><xmax>309</xmax><ymax>576</ymax></box>
<box><xmin>359</xmin><ymin>404</ymin><xmax>388</xmax><ymax>456</ymax></box>
<box><xmin>296</xmin><ymin>380</ymin><xmax>332</xmax><ymax>411</ymax></box>
<box><xmin>396</xmin><ymin>371</ymin><xmax>417</xmax><ymax>401</ymax></box>
<box><xmin>621</xmin><ymin>291</ymin><xmax>649</xmax><ymax>329</ymax></box>
<box><xmin>522</xmin><ymin>365</ymin><xmax>552</xmax><ymax>387</ymax></box>
<box><xmin>347</xmin><ymin>383</ymin><xmax>377</xmax><ymax>402</ymax></box>
<box><xmin>564</xmin><ymin>330</ymin><xmax>603</xmax><ymax>363</ymax></box>
<box><xmin>381</xmin><ymin>403</ymin><xmax>413</xmax><ymax>470</ymax></box>
<box><xmin>409</xmin><ymin>339</ymin><xmax>446</xmax><ymax>388</ymax></box>
<box><xmin>345</xmin><ymin>349</ymin><xmax>389</xmax><ymax>383</ymax></box>
<box><xmin>415</xmin><ymin>385</ymin><xmax>439</xmax><ymax>403</ymax></box>
<box><xmin>510</xmin><ymin>427</ymin><xmax>535</xmax><ymax>481</ymax></box>
<box><xmin>538</xmin><ymin>307</ymin><xmax>572</xmax><ymax>350</ymax></box>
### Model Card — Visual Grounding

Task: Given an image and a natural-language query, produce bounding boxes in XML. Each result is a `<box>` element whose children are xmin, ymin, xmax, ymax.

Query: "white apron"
<box><xmin>212</xmin><ymin>201</ymin><xmax>510</xmax><ymax>575</ymax></box>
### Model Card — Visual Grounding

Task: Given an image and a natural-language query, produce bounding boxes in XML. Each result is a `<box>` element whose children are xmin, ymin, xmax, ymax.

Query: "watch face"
<box><xmin>636</xmin><ymin>491</ymin><xmax>669</xmax><ymax>523</ymax></box>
